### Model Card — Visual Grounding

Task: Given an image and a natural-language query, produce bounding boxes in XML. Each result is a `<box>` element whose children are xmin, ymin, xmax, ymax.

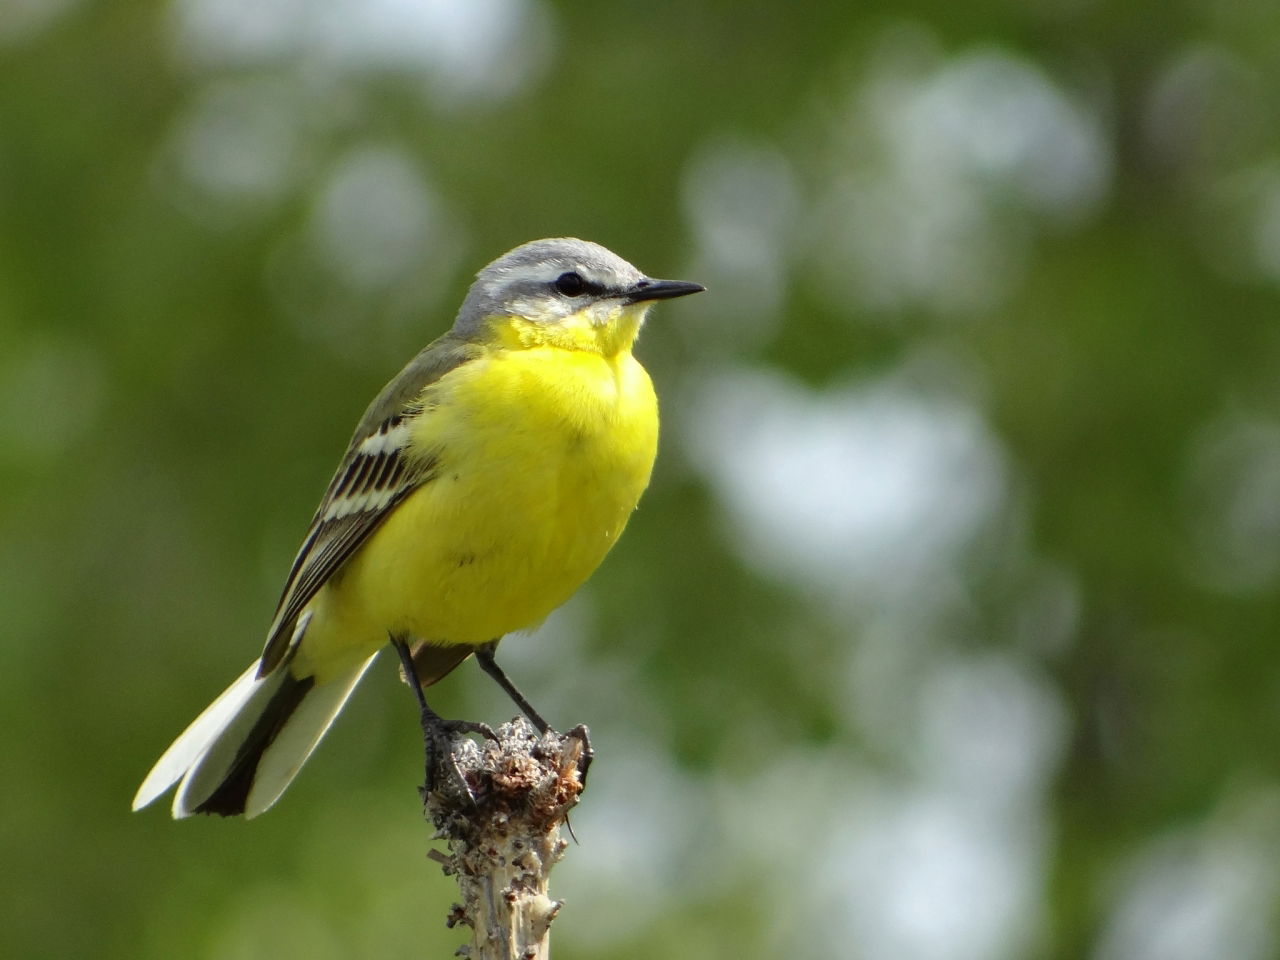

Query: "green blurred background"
<box><xmin>4</xmin><ymin>0</ymin><xmax>1280</xmax><ymax>957</ymax></box>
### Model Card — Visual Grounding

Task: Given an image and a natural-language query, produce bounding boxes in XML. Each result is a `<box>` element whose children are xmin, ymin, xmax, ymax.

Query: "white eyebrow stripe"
<box><xmin>483</xmin><ymin>262</ymin><xmax>557</xmax><ymax>295</ymax></box>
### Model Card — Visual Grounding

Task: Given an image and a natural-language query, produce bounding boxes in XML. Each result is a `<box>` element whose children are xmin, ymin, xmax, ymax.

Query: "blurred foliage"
<box><xmin>4</xmin><ymin>0</ymin><xmax>1280</xmax><ymax>958</ymax></box>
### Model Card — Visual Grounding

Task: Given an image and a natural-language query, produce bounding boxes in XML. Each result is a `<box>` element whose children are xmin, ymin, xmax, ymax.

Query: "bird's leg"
<box><xmin>390</xmin><ymin>637</ymin><xmax>495</xmax><ymax>798</ymax></box>
<box><xmin>478</xmin><ymin>642</ymin><xmax>596</xmax><ymax>798</ymax></box>
<box><xmin>392</xmin><ymin>635</ymin><xmax>443</xmax><ymax>724</ymax></box>
<box><xmin>475</xmin><ymin>641</ymin><xmax>552</xmax><ymax>734</ymax></box>
<box><xmin>475</xmin><ymin>642</ymin><xmax>594</xmax><ymax>793</ymax></box>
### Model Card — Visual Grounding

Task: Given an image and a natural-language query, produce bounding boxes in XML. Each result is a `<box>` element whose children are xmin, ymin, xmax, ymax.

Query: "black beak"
<box><xmin>622</xmin><ymin>278</ymin><xmax>706</xmax><ymax>304</ymax></box>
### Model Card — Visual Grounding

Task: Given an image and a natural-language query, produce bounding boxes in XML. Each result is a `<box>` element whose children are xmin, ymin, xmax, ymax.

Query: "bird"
<box><xmin>132</xmin><ymin>237</ymin><xmax>704</xmax><ymax>818</ymax></box>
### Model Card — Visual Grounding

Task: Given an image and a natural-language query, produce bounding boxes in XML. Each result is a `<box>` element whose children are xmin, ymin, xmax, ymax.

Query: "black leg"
<box><xmin>390</xmin><ymin>636</ymin><xmax>495</xmax><ymax>798</ymax></box>
<box><xmin>392</xmin><ymin>636</ymin><xmax>441</xmax><ymax>723</ymax></box>
<box><xmin>475</xmin><ymin>641</ymin><xmax>551</xmax><ymax>734</ymax></box>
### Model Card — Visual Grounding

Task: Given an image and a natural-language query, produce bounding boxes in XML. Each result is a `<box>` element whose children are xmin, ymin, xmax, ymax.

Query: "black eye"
<box><xmin>553</xmin><ymin>272</ymin><xmax>587</xmax><ymax>297</ymax></box>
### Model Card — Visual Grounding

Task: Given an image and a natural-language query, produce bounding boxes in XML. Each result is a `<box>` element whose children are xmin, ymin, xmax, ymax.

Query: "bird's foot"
<box><xmin>437</xmin><ymin>717</ymin><xmax>500</xmax><ymax>742</ymax></box>
<box><xmin>419</xmin><ymin>711</ymin><xmax>502</xmax><ymax>803</ymax></box>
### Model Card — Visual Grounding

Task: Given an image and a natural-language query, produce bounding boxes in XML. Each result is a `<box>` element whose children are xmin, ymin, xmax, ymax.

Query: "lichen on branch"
<box><xmin>422</xmin><ymin>718</ymin><xmax>591</xmax><ymax>960</ymax></box>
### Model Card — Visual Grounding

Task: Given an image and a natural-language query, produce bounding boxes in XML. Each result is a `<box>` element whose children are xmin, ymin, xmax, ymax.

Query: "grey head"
<box><xmin>452</xmin><ymin>237</ymin><xmax>704</xmax><ymax>336</ymax></box>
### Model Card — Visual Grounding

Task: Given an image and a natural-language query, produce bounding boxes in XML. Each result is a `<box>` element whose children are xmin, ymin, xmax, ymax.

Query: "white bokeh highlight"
<box><xmin>309</xmin><ymin>146</ymin><xmax>440</xmax><ymax>294</ymax></box>
<box><xmin>813</xmin><ymin>25</ymin><xmax>1110</xmax><ymax>318</ymax></box>
<box><xmin>171</xmin><ymin>0</ymin><xmax>554</xmax><ymax>106</ymax></box>
<box><xmin>680</xmin><ymin>139</ymin><xmax>801</xmax><ymax>351</ymax></box>
<box><xmin>0</xmin><ymin>0</ymin><xmax>81</xmax><ymax>46</ymax></box>
<box><xmin>1183</xmin><ymin>411</ymin><xmax>1280</xmax><ymax>593</ymax></box>
<box><xmin>1094</xmin><ymin>792</ymin><xmax>1280</xmax><ymax>960</ymax></box>
<box><xmin>680</xmin><ymin>361</ymin><xmax>1007</xmax><ymax>605</ymax></box>
<box><xmin>165</xmin><ymin>77</ymin><xmax>309</xmax><ymax>213</ymax></box>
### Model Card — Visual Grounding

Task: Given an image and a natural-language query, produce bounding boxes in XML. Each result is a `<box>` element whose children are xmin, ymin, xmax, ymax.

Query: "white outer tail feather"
<box><xmin>132</xmin><ymin>653</ymin><xmax>379</xmax><ymax>819</ymax></box>
<box><xmin>132</xmin><ymin>661</ymin><xmax>261</xmax><ymax>813</ymax></box>
<box><xmin>240</xmin><ymin>665</ymin><xmax>373</xmax><ymax>818</ymax></box>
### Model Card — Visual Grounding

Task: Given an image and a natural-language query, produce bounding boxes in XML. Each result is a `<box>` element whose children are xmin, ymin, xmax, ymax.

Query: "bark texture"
<box><xmin>425</xmin><ymin>718</ymin><xmax>590</xmax><ymax>960</ymax></box>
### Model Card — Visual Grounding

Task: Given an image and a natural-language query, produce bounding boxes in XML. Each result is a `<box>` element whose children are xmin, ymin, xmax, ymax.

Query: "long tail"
<box><xmin>132</xmin><ymin>653</ymin><xmax>377</xmax><ymax>818</ymax></box>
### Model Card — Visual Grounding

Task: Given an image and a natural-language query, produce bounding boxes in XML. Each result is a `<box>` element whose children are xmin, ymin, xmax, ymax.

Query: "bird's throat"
<box><xmin>489</xmin><ymin>308</ymin><xmax>645</xmax><ymax>358</ymax></box>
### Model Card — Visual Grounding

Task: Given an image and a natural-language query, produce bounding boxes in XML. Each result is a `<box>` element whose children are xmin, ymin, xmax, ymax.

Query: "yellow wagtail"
<box><xmin>132</xmin><ymin>238</ymin><xmax>704</xmax><ymax>818</ymax></box>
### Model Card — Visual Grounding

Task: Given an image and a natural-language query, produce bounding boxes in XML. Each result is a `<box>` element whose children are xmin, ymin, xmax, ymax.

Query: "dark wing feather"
<box><xmin>256</xmin><ymin>334</ymin><xmax>482</xmax><ymax>676</ymax></box>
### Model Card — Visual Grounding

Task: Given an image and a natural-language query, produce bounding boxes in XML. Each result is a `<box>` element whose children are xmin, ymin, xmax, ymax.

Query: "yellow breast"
<box><xmin>296</xmin><ymin>343</ymin><xmax>658</xmax><ymax>679</ymax></box>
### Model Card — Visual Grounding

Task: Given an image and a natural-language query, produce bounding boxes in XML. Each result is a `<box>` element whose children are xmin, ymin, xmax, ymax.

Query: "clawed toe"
<box><xmin>440</xmin><ymin>719</ymin><xmax>499</xmax><ymax>742</ymax></box>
